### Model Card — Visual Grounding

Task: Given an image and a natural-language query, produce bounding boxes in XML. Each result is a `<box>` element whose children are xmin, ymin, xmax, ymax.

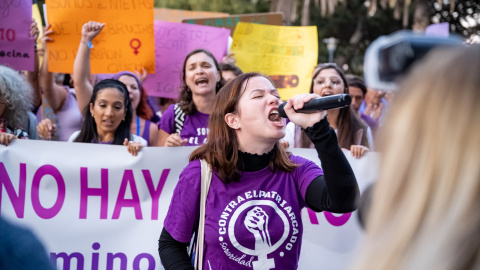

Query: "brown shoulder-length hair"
<box><xmin>178</xmin><ymin>49</ymin><xmax>226</xmax><ymax>115</ymax></box>
<box><xmin>190</xmin><ymin>72</ymin><xmax>298</xmax><ymax>184</ymax></box>
<box><xmin>300</xmin><ymin>63</ymin><xmax>369</xmax><ymax>149</ymax></box>
<box><xmin>112</xmin><ymin>71</ymin><xmax>153</xmax><ymax>120</ymax></box>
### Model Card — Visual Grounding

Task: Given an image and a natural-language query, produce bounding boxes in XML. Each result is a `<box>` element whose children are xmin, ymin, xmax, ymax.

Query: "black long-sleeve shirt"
<box><xmin>158</xmin><ymin>117</ymin><xmax>359</xmax><ymax>270</ymax></box>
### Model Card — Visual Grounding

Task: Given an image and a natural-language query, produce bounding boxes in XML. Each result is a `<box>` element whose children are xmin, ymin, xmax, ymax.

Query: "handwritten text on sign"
<box><xmin>0</xmin><ymin>0</ymin><xmax>34</xmax><ymax>71</ymax></box>
<box><xmin>46</xmin><ymin>0</ymin><xmax>155</xmax><ymax>74</ymax></box>
<box><xmin>231</xmin><ymin>22</ymin><xmax>318</xmax><ymax>101</ymax></box>
<box><xmin>142</xmin><ymin>21</ymin><xmax>230</xmax><ymax>99</ymax></box>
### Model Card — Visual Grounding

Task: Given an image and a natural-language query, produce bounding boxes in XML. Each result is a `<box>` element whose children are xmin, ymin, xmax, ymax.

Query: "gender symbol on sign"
<box><xmin>130</xmin><ymin>38</ymin><xmax>141</xmax><ymax>55</ymax></box>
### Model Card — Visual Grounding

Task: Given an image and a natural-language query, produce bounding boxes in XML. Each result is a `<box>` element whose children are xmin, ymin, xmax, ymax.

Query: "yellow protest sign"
<box><xmin>46</xmin><ymin>0</ymin><xmax>155</xmax><ymax>74</ymax></box>
<box><xmin>231</xmin><ymin>22</ymin><xmax>318</xmax><ymax>100</ymax></box>
<box><xmin>32</xmin><ymin>3</ymin><xmax>45</xmax><ymax>67</ymax></box>
<box><xmin>32</xmin><ymin>3</ymin><xmax>44</xmax><ymax>48</ymax></box>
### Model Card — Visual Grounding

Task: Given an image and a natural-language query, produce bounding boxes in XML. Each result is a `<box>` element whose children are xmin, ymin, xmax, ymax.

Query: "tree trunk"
<box><xmin>270</xmin><ymin>0</ymin><xmax>298</xmax><ymax>25</ymax></box>
<box><xmin>321</xmin><ymin>0</ymin><xmax>327</xmax><ymax>17</ymax></box>
<box><xmin>403</xmin><ymin>0</ymin><xmax>410</xmax><ymax>27</ymax></box>
<box><xmin>301</xmin><ymin>0</ymin><xmax>311</xmax><ymax>26</ymax></box>
<box><xmin>412</xmin><ymin>0</ymin><xmax>430</xmax><ymax>32</ymax></box>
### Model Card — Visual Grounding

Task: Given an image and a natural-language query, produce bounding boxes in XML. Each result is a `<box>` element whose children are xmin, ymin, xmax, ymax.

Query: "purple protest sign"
<box><xmin>143</xmin><ymin>21</ymin><xmax>230</xmax><ymax>99</ymax></box>
<box><xmin>0</xmin><ymin>0</ymin><xmax>34</xmax><ymax>71</ymax></box>
<box><xmin>425</xmin><ymin>22</ymin><xmax>449</xmax><ymax>37</ymax></box>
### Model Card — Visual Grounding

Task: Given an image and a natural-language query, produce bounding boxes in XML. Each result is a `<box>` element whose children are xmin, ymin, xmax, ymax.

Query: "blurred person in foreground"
<box><xmin>351</xmin><ymin>44</ymin><xmax>480</xmax><ymax>270</ymax></box>
<box><xmin>0</xmin><ymin>217</ymin><xmax>54</xmax><ymax>270</ymax></box>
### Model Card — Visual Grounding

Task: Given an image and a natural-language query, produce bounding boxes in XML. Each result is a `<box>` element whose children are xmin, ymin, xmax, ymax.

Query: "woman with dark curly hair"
<box><xmin>157</xmin><ymin>49</ymin><xmax>225</xmax><ymax>147</ymax></box>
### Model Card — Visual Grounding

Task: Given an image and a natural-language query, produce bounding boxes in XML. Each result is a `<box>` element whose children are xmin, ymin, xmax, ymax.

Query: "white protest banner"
<box><xmin>1</xmin><ymin>140</ymin><xmax>378</xmax><ymax>269</ymax></box>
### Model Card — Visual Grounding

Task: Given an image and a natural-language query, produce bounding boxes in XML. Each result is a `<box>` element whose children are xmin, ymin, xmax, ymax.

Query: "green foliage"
<box><xmin>154</xmin><ymin>0</ymin><xmax>270</xmax><ymax>14</ymax></box>
<box><xmin>308</xmin><ymin>0</ymin><xmax>404</xmax><ymax>75</ymax></box>
<box><xmin>429</xmin><ymin>0</ymin><xmax>480</xmax><ymax>37</ymax></box>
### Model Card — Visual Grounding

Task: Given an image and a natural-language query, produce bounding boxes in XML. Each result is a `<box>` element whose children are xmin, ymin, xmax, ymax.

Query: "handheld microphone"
<box><xmin>278</xmin><ymin>94</ymin><xmax>351</xmax><ymax>118</ymax></box>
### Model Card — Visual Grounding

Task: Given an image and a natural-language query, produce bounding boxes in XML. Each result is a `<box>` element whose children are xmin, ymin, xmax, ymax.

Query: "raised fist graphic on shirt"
<box><xmin>244</xmin><ymin>206</ymin><xmax>272</xmax><ymax>250</ymax></box>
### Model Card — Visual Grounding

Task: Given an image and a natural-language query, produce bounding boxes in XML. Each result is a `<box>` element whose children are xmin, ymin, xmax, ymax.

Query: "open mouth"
<box><xmin>268</xmin><ymin>109</ymin><xmax>281</xmax><ymax>122</ymax></box>
<box><xmin>322</xmin><ymin>91</ymin><xmax>333</xmax><ymax>97</ymax></box>
<box><xmin>195</xmin><ymin>78</ymin><xmax>209</xmax><ymax>86</ymax></box>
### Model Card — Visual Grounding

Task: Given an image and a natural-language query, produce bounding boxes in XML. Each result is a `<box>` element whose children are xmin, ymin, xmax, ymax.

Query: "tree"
<box><xmin>297</xmin><ymin>0</ymin><xmax>479</xmax><ymax>74</ymax></box>
<box><xmin>155</xmin><ymin>0</ymin><xmax>479</xmax><ymax>74</ymax></box>
<box><xmin>154</xmin><ymin>0</ymin><xmax>270</xmax><ymax>14</ymax></box>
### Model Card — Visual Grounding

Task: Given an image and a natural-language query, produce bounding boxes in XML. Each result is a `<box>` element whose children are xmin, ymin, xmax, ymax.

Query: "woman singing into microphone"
<box><xmin>158</xmin><ymin>72</ymin><xmax>359</xmax><ymax>270</ymax></box>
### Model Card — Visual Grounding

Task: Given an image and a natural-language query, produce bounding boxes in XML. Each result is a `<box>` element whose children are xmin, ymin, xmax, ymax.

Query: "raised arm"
<box><xmin>284</xmin><ymin>93</ymin><xmax>359</xmax><ymax>213</ymax></box>
<box><xmin>72</xmin><ymin>21</ymin><xmax>105</xmax><ymax>112</ymax></box>
<box><xmin>38</xmin><ymin>25</ymin><xmax>67</xmax><ymax>112</ymax></box>
<box><xmin>26</xmin><ymin>19</ymin><xmax>42</xmax><ymax>110</ymax></box>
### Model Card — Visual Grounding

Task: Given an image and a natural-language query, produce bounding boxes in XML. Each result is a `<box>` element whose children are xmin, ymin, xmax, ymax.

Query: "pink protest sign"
<box><xmin>143</xmin><ymin>21</ymin><xmax>230</xmax><ymax>99</ymax></box>
<box><xmin>0</xmin><ymin>0</ymin><xmax>34</xmax><ymax>71</ymax></box>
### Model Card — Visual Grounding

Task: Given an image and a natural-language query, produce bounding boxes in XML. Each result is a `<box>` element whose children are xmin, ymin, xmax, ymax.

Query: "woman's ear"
<box><xmin>89</xmin><ymin>103</ymin><xmax>94</xmax><ymax>116</ymax></box>
<box><xmin>225</xmin><ymin>112</ymin><xmax>240</xmax><ymax>130</ymax></box>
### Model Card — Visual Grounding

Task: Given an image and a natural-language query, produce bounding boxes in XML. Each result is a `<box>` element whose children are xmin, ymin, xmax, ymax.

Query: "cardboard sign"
<box><xmin>142</xmin><ymin>21</ymin><xmax>230</xmax><ymax>99</ymax></box>
<box><xmin>46</xmin><ymin>0</ymin><xmax>155</xmax><ymax>74</ymax></box>
<box><xmin>154</xmin><ymin>8</ymin><xmax>228</xmax><ymax>23</ymax></box>
<box><xmin>231</xmin><ymin>22</ymin><xmax>318</xmax><ymax>100</ymax></box>
<box><xmin>183</xmin><ymin>12</ymin><xmax>283</xmax><ymax>36</ymax></box>
<box><xmin>0</xmin><ymin>0</ymin><xmax>35</xmax><ymax>71</ymax></box>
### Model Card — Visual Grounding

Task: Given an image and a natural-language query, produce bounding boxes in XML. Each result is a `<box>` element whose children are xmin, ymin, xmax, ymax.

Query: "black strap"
<box><xmin>174</xmin><ymin>103</ymin><xmax>186</xmax><ymax>134</ymax></box>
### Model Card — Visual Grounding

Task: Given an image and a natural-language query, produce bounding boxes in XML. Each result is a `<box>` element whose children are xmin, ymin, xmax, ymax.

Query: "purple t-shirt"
<box><xmin>360</xmin><ymin>113</ymin><xmax>378</xmax><ymax>135</ymax></box>
<box><xmin>55</xmin><ymin>88</ymin><xmax>83</xmax><ymax>141</ymax></box>
<box><xmin>164</xmin><ymin>155</ymin><xmax>323</xmax><ymax>269</ymax></box>
<box><xmin>160</xmin><ymin>104</ymin><xmax>209</xmax><ymax>146</ymax></box>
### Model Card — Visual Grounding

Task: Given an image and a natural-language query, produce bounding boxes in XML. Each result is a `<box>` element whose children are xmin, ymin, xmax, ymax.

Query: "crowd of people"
<box><xmin>1</xmin><ymin>17</ymin><xmax>479</xmax><ymax>270</ymax></box>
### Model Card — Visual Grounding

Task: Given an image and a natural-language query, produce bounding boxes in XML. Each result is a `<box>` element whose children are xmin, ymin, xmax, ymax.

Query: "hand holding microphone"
<box><xmin>278</xmin><ymin>94</ymin><xmax>351</xmax><ymax>118</ymax></box>
<box><xmin>280</xmin><ymin>93</ymin><xmax>351</xmax><ymax>129</ymax></box>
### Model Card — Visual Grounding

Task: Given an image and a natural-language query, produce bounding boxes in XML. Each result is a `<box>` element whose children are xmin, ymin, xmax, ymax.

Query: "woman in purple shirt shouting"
<box><xmin>157</xmin><ymin>49</ymin><xmax>225</xmax><ymax>147</ymax></box>
<box><xmin>158</xmin><ymin>73</ymin><xmax>359</xmax><ymax>270</ymax></box>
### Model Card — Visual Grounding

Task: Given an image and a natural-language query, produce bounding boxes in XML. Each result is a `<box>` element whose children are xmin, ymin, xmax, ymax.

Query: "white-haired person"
<box><xmin>0</xmin><ymin>65</ymin><xmax>38</xmax><ymax>145</ymax></box>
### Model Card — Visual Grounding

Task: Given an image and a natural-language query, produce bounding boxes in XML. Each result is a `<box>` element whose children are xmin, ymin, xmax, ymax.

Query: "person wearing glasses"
<box><xmin>283</xmin><ymin>64</ymin><xmax>373</xmax><ymax>158</ymax></box>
